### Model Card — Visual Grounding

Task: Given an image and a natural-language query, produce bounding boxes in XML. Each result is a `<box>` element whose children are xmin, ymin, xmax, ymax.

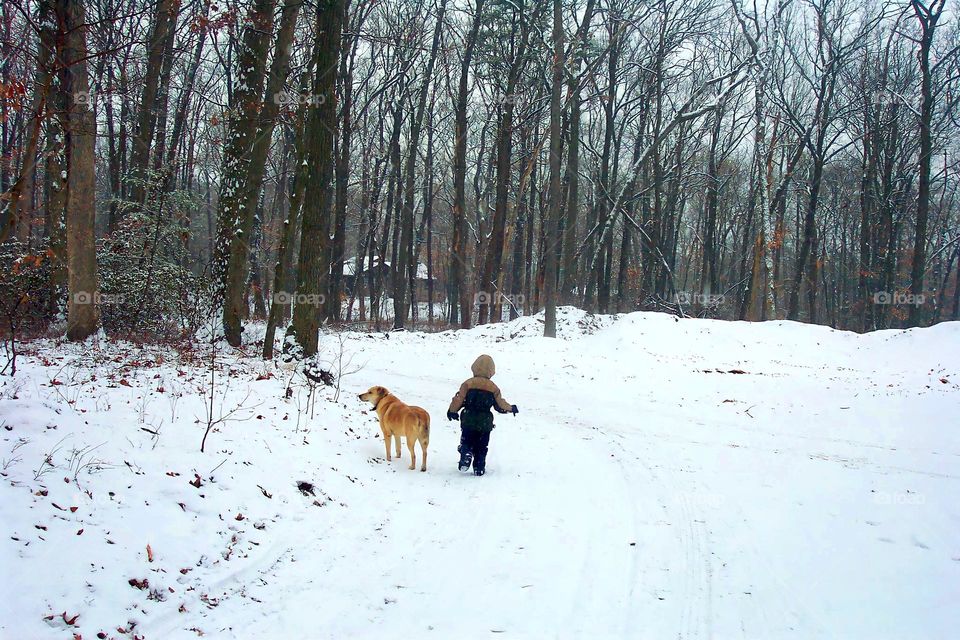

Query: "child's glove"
<box><xmin>511</xmin><ymin>405</ymin><xmax>519</xmax><ymax>415</ymax></box>
<box><xmin>447</xmin><ymin>411</ymin><xmax>459</xmax><ymax>421</ymax></box>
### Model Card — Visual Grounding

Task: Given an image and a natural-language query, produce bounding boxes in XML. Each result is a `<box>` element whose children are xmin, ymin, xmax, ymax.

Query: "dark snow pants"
<box><xmin>459</xmin><ymin>428</ymin><xmax>491</xmax><ymax>472</ymax></box>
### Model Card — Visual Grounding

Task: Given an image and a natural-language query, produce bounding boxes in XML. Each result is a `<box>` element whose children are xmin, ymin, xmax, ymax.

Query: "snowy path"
<box><xmin>177</xmin><ymin>315</ymin><xmax>960</xmax><ymax>639</ymax></box>
<box><xmin>206</xmin><ymin>347</ymin><xmax>653</xmax><ymax>638</ymax></box>
<box><xmin>2</xmin><ymin>309</ymin><xmax>959</xmax><ymax>639</ymax></box>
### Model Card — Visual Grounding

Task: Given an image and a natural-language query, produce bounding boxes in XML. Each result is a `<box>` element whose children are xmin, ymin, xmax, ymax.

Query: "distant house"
<box><xmin>340</xmin><ymin>256</ymin><xmax>390</xmax><ymax>294</ymax></box>
<box><xmin>340</xmin><ymin>257</ymin><xmax>436</xmax><ymax>302</ymax></box>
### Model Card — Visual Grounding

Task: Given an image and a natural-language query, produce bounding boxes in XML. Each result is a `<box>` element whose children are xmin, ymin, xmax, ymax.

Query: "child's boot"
<box><xmin>458</xmin><ymin>447</ymin><xmax>473</xmax><ymax>472</ymax></box>
<box><xmin>472</xmin><ymin>450</ymin><xmax>485</xmax><ymax>476</ymax></box>
<box><xmin>457</xmin><ymin>433</ymin><xmax>472</xmax><ymax>472</ymax></box>
<box><xmin>472</xmin><ymin>433</ymin><xmax>489</xmax><ymax>476</ymax></box>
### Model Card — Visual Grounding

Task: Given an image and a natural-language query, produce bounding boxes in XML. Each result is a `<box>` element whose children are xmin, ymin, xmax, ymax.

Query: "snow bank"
<box><xmin>1</xmin><ymin>311</ymin><xmax>958</xmax><ymax>639</ymax></box>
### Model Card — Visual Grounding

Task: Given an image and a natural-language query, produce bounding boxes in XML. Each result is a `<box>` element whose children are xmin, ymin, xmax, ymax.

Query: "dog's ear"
<box><xmin>376</xmin><ymin>385</ymin><xmax>388</xmax><ymax>396</ymax></box>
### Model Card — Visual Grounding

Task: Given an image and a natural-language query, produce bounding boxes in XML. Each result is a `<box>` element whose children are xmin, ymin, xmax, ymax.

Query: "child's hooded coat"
<box><xmin>448</xmin><ymin>354</ymin><xmax>514</xmax><ymax>432</ymax></box>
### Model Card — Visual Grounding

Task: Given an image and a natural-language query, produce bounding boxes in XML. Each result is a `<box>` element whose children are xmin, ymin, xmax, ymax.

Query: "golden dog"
<box><xmin>358</xmin><ymin>386</ymin><xmax>430</xmax><ymax>472</ymax></box>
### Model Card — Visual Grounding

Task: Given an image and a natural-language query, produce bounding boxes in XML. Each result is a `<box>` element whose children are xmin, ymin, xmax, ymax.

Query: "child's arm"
<box><xmin>491</xmin><ymin>383</ymin><xmax>517</xmax><ymax>415</ymax></box>
<box><xmin>447</xmin><ymin>381</ymin><xmax>469</xmax><ymax>420</ymax></box>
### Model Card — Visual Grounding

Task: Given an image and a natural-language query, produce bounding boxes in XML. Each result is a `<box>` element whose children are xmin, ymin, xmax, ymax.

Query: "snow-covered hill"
<box><xmin>1</xmin><ymin>308</ymin><xmax>958</xmax><ymax>639</ymax></box>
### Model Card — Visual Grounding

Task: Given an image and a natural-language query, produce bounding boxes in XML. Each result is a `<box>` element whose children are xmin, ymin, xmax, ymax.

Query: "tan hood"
<box><xmin>471</xmin><ymin>354</ymin><xmax>496</xmax><ymax>379</ymax></box>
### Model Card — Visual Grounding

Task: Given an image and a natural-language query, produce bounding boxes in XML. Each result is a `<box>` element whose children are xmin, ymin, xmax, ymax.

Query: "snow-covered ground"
<box><xmin>1</xmin><ymin>308</ymin><xmax>958</xmax><ymax>639</ymax></box>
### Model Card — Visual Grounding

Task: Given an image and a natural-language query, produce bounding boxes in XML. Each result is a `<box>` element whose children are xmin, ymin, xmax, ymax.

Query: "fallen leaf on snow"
<box><xmin>129</xmin><ymin>578</ymin><xmax>149</xmax><ymax>590</ymax></box>
<box><xmin>297</xmin><ymin>481</ymin><xmax>315</xmax><ymax>496</ymax></box>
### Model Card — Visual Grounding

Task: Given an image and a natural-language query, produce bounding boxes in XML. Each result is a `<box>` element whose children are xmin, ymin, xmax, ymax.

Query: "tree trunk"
<box><xmin>699</xmin><ymin>106</ymin><xmax>722</xmax><ymax>299</ymax></box>
<box><xmin>559</xmin><ymin>0</ymin><xmax>596</xmax><ymax>306</ymax></box>
<box><xmin>128</xmin><ymin>0</ymin><xmax>176</xmax><ymax>209</ymax></box>
<box><xmin>543</xmin><ymin>0</ymin><xmax>563</xmax><ymax>337</ymax></box>
<box><xmin>424</xmin><ymin>110</ymin><xmax>436</xmax><ymax>325</ymax></box>
<box><xmin>105</xmin><ymin>64</ymin><xmax>121</xmax><ymax>230</ymax></box>
<box><xmin>328</xmin><ymin>12</ymin><xmax>356</xmax><ymax>324</ymax></box>
<box><xmin>1</xmin><ymin>0</ymin><xmax>56</xmax><ymax>245</ymax></box>
<box><xmin>291</xmin><ymin>0</ymin><xmax>344</xmax><ymax>356</ymax></box>
<box><xmin>347</xmin><ymin>142</ymin><xmax>372</xmax><ymax>323</ymax></box>
<box><xmin>524</xmin><ymin>135</ymin><xmax>537</xmax><ymax>314</ymax></box>
<box><xmin>788</xmin><ymin>159</ymin><xmax>824</xmax><ymax>320</ymax></box>
<box><xmin>45</xmin><ymin>0</ymin><xmax>68</xmax><ymax>314</ymax></box>
<box><xmin>478</xmin><ymin>3</ymin><xmax>532</xmax><ymax>324</ymax></box>
<box><xmin>263</xmin><ymin>126</ymin><xmax>307</xmax><ymax>358</ymax></box>
<box><xmin>908</xmin><ymin>0</ymin><xmax>942</xmax><ymax>327</ymax></box>
<box><xmin>393</xmin><ymin>0</ymin><xmax>446</xmax><ymax>329</ymax></box>
<box><xmin>61</xmin><ymin>0</ymin><xmax>100</xmax><ymax>340</ymax></box>
<box><xmin>449</xmin><ymin>0</ymin><xmax>484</xmax><ymax>328</ymax></box>
<box><xmin>165</xmin><ymin>8</ymin><xmax>210</xmax><ymax>192</ymax></box>
<box><xmin>217</xmin><ymin>0</ymin><xmax>279</xmax><ymax>346</ymax></box>
<box><xmin>593</xmin><ymin>17</ymin><xmax>620</xmax><ymax>314</ymax></box>
<box><xmin>509</xmin><ymin>127</ymin><xmax>530</xmax><ymax>320</ymax></box>
<box><xmin>149</xmin><ymin>10</ymin><xmax>178</xmax><ymax>178</ymax></box>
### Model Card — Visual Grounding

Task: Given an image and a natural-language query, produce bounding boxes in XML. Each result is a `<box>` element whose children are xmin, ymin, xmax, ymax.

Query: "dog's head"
<box><xmin>358</xmin><ymin>385</ymin><xmax>389</xmax><ymax>407</ymax></box>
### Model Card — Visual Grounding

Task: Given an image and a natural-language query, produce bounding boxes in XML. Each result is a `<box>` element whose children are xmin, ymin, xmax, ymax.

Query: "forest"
<box><xmin>1</xmin><ymin>3</ymin><xmax>959</xmax><ymax>635</ymax></box>
<box><xmin>1</xmin><ymin>0</ymin><xmax>958</xmax><ymax>357</ymax></box>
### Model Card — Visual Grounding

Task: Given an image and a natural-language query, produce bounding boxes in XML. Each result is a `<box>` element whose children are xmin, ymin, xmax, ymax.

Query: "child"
<box><xmin>446</xmin><ymin>354</ymin><xmax>518</xmax><ymax>476</ymax></box>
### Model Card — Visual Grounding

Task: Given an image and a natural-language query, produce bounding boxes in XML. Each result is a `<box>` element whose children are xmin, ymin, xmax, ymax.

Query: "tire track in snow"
<box><xmin>592</xmin><ymin>423</ymin><xmax>717</xmax><ymax>639</ymax></box>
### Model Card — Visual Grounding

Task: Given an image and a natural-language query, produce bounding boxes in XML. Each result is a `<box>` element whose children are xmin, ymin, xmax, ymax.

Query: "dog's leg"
<box><xmin>395</xmin><ymin>435</ymin><xmax>402</xmax><ymax>460</ymax></box>
<box><xmin>420</xmin><ymin>440</ymin><xmax>427</xmax><ymax>472</ymax></box>
<box><xmin>407</xmin><ymin>440</ymin><xmax>416</xmax><ymax>470</ymax></box>
<box><xmin>383</xmin><ymin>432</ymin><xmax>392</xmax><ymax>461</ymax></box>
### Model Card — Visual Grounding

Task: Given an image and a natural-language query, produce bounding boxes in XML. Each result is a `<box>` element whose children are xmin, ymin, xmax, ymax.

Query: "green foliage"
<box><xmin>97</xmin><ymin>187</ymin><xmax>209</xmax><ymax>339</ymax></box>
<box><xmin>0</xmin><ymin>241</ymin><xmax>54</xmax><ymax>340</ymax></box>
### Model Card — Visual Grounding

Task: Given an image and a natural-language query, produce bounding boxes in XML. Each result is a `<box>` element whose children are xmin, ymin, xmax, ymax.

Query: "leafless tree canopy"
<box><xmin>1</xmin><ymin>0</ymin><xmax>958</xmax><ymax>348</ymax></box>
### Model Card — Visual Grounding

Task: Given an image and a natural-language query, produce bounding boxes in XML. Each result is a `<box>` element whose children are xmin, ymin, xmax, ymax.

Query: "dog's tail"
<box><xmin>416</xmin><ymin>409</ymin><xmax>430</xmax><ymax>445</ymax></box>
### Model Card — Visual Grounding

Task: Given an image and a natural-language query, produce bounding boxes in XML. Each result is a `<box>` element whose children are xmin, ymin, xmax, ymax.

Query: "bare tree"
<box><xmin>393</xmin><ymin>0</ymin><xmax>447</xmax><ymax>329</ymax></box>
<box><xmin>61</xmin><ymin>0</ymin><xmax>100</xmax><ymax>340</ymax></box>
<box><xmin>290</xmin><ymin>0</ymin><xmax>346</xmax><ymax>356</ymax></box>
<box><xmin>543</xmin><ymin>0</ymin><xmax>564</xmax><ymax>338</ymax></box>
<box><xmin>908</xmin><ymin>0</ymin><xmax>946</xmax><ymax>326</ymax></box>
<box><xmin>447</xmin><ymin>0</ymin><xmax>485</xmax><ymax>328</ymax></box>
